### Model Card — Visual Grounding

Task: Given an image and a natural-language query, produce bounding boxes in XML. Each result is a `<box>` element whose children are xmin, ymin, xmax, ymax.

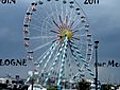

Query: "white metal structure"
<box><xmin>23</xmin><ymin>0</ymin><xmax>94</xmax><ymax>88</ymax></box>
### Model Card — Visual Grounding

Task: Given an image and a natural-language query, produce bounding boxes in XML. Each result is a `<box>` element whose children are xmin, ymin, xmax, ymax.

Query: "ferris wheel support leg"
<box><xmin>69</xmin><ymin>41</ymin><xmax>93</xmax><ymax>80</ymax></box>
<box><xmin>70</xmin><ymin>40</ymin><xmax>94</xmax><ymax>77</ymax></box>
<box><xmin>57</xmin><ymin>37</ymin><xmax>68</xmax><ymax>89</ymax></box>
<box><xmin>44</xmin><ymin>44</ymin><xmax>64</xmax><ymax>86</ymax></box>
<box><xmin>41</xmin><ymin>42</ymin><xmax>58</xmax><ymax>83</ymax></box>
<box><xmin>69</xmin><ymin>41</ymin><xmax>83</xmax><ymax>79</ymax></box>
<box><xmin>44</xmin><ymin>40</ymin><xmax>66</xmax><ymax>85</ymax></box>
<box><xmin>70</xmin><ymin>41</ymin><xmax>86</xmax><ymax>62</ymax></box>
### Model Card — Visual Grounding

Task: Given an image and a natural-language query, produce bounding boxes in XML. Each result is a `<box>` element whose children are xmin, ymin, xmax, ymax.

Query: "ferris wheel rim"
<box><xmin>23</xmin><ymin>0</ymin><xmax>94</xmax><ymax>86</ymax></box>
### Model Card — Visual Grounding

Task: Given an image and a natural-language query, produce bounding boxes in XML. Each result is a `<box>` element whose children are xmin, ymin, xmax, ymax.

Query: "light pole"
<box><xmin>94</xmin><ymin>41</ymin><xmax>99</xmax><ymax>90</ymax></box>
<box><xmin>31</xmin><ymin>71</ymin><xmax>35</xmax><ymax>90</ymax></box>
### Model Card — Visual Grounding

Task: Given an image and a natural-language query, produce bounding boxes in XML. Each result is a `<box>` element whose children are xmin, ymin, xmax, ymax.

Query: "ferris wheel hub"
<box><xmin>59</xmin><ymin>28</ymin><xmax>73</xmax><ymax>40</ymax></box>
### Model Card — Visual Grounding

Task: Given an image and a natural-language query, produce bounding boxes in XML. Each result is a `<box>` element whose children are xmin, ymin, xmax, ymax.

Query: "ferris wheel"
<box><xmin>23</xmin><ymin>0</ymin><xmax>94</xmax><ymax>88</ymax></box>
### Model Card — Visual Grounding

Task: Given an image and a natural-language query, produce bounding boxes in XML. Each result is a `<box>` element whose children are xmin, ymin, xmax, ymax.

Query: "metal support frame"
<box><xmin>94</xmin><ymin>41</ymin><xmax>99</xmax><ymax>90</ymax></box>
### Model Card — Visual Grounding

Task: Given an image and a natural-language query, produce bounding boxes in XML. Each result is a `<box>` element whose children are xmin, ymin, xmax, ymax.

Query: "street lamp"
<box><xmin>31</xmin><ymin>71</ymin><xmax>35</xmax><ymax>90</ymax></box>
<box><xmin>94</xmin><ymin>41</ymin><xmax>99</xmax><ymax>90</ymax></box>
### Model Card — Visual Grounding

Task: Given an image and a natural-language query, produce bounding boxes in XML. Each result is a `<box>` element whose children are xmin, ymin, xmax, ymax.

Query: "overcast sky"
<box><xmin>0</xmin><ymin>0</ymin><xmax>120</xmax><ymax>84</ymax></box>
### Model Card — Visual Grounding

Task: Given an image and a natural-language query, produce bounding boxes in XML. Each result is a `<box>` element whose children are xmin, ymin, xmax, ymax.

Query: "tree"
<box><xmin>77</xmin><ymin>79</ymin><xmax>91</xmax><ymax>90</ymax></box>
<box><xmin>101</xmin><ymin>84</ymin><xmax>114</xmax><ymax>90</ymax></box>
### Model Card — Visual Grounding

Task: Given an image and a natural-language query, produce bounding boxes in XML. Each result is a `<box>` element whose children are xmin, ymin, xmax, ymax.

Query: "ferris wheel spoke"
<box><xmin>64</xmin><ymin>0</ymin><xmax>67</xmax><ymax>17</ymax></box>
<box><xmin>89</xmin><ymin>70</ymin><xmax>94</xmax><ymax>77</ymax></box>
<box><xmin>59</xmin><ymin>15</ymin><xmax>64</xmax><ymax>25</ymax></box>
<box><xmin>74</xmin><ymin>63</ymin><xmax>89</xmax><ymax>80</ymax></box>
<box><xmin>67</xmin><ymin>52</ymin><xmax>74</xmax><ymax>79</ymax></box>
<box><xmin>30</xmin><ymin>36</ymin><xmax>55</xmax><ymax>40</ymax></box>
<box><xmin>60</xmin><ymin>0</ymin><xmax>64</xmax><ymax>22</ymax></box>
<box><xmin>39</xmin><ymin>4</ymin><xmax>59</xmax><ymax>31</ymax></box>
<box><xmin>80</xmin><ymin>64</ymin><xmax>94</xmax><ymax>78</ymax></box>
<box><xmin>50</xmin><ymin>0</ymin><xmax>58</xmax><ymax>22</ymax></box>
<box><xmin>72</xmin><ymin>30</ymin><xmax>79</xmax><ymax>33</ymax></box>
<box><xmin>65</xmin><ymin>15</ymin><xmax>69</xmax><ymax>25</ymax></box>
<box><xmin>47</xmin><ymin>1</ymin><xmax>58</xmax><ymax>21</ymax></box>
<box><xmin>69</xmin><ymin>7</ymin><xmax>81</xmax><ymax>29</ymax></box>
<box><xmin>30</xmin><ymin>18</ymin><xmax>41</xmax><ymax>25</ymax></box>
<box><xmin>32</xmin><ymin>13</ymin><xmax>43</xmax><ymax>23</ymax></box>
<box><xmin>57</xmin><ymin>37</ymin><xmax>68</xmax><ymax>87</ymax></box>
<box><xmin>71</xmin><ymin>57</ymin><xmax>82</xmax><ymax>80</ymax></box>
<box><xmin>68</xmin><ymin>1</ymin><xmax>75</xmax><ymax>26</ymax></box>
<box><xmin>72</xmin><ymin>25</ymin><xmax>85</xmax><ymax>32</ymax></box>
<box><xmin>49</xmin><ymin>1</ymin><xmax>54</xmax><ymax>13</ymax></box>
<box><xmin>36</xmin><ymin>41</ymin><xmax>58</xmax><ymax>67</ymax></box>
<box><xmin>55</xmin><ymin>1</ymin><xmax>61</xmax><ymax>20</ymax></box>
<box><xmin>44</xmin><ymin>38</ymin><xmax>67</xmax><ymax>85</ymax></box>
<box><xmin>70</xmin><ymin>17</ymin><xmax>79</xmax><ymax>27</ymax></box>
<box><xmin>71</xmin><ymin>15</ymin><xmax>82</xmax><ymax>28</ymax></box>
<box><xmin>32</xmin><ymin>12</ymin><xmax>42</xmax><ymax>20</ymax></box>
<box><xmin>64</xmin><ymin>1</ymin><xmax>68</xmax><ymax>24</ymax></box>
<box><xmin>80</xmin><ymin>34</ymin><xmax>86</xmax><ymax>37</ymax></box>
<box><xmin>65</xmin><ymin>2</ymin><xmax>71</xmax><ymax>24</ymax></box>
<box><xmin>43</xmin><ymin>2</ymin><xmax>51</xmax><ymax>16</ymax></box>
<box><xmin>52</xmin><ymin>19</ymin><xmax>60</xmax><ymax>29</ymax></box>
<box><xmin>72</xmin><ymin>66</ymin><xmax>85</xmax><ymax>80</ymax></box>
<box><xmin>41</xmin><ymin>41</ymin><xmax>58</xmax><ymax>75</ymax></box>
<box><xmin>72</xmin><ymin>36</ymin><xmax>84</xmax><ymax>43</ymax></box>
<box><xmin>30</xmin><ymin>24</ymin><xmax>42</xmax><ymax>32</ymax></box>
<box><xmin>43</xmin><ymin>14</ymin><xmax>57</xmax><ymax>28</ymax></box>
<box><xmin>34</xmin><ymin>48</ymin><xmax>51</xmax><ymax>67</ymax></box>
<box><xmin>40</xmin><ymin>20</ymin><xmax>54</xmax><ymax>35</ymax></box>
<box><xmin>69</xmin><ymin>40</ymin><xmax>87</xmax><ymax>63</ymax></box>
<box><xmin>50</xmin><ymin>30</ymin><xmax>59</xmax><ymax>34</ymax></box>
<box><xmin>71</xmin><ymin>38</ymin><xmax>87</xmax><ymax>47</ymax></box>
<box><xmin>33</xmin><ymin>40</ymin><xmax>54</xmax><ymax>52</ymax></box>
<box><xmin>44</xmin><ymin>50</ymin><xmax>61</xmax><ymax>85</ymax></box>
<box><xmin>45</xmin><ymin>20</ymin><xmax>55</xmax><ymax>29</ymax></box>
<box><xmin>72</xmin><ymin>34</ymin><xmax>86</xmax><ymax>40</ymax></box>
<box><xmin>72</xmin><ymin>37</ymin><xmax>80</xmax><ymax>40</ymax></box>
<box><xmin>68</xmin><ymin>42</ymin><xmax>83</xmax><ymax>74</ymax></box>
